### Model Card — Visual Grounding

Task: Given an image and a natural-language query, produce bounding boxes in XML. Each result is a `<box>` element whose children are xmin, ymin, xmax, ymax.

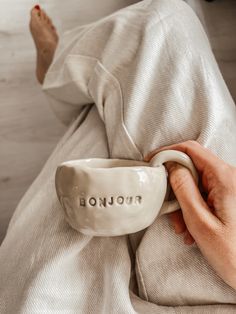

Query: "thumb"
<box><xmin>166</xmin><ymin>162</ymin><xmax>221</xmax><ymax>242</ymax></box>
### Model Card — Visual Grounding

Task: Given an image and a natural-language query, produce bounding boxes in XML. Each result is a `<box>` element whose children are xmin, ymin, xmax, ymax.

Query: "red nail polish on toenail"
<box><xmin>34</xmin><ymin>5</ymin><xmax>40</xmax><ymax>10</ymax></box>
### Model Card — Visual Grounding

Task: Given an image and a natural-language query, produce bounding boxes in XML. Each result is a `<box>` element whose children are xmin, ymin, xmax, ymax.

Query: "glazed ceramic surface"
<box><xmin>55</xmin><ymin>150</ymin><xmax>198</xmax><ymax>236</ymax></box>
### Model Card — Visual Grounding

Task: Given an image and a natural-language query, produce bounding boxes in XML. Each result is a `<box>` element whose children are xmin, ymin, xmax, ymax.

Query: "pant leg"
<box><xmin>5</xmin><ymin>0</ymin><xmax>236</xmax><ymax>312</ymax></box>
<box><xmin>42</xmin><ymin>0</ymin><xmax>236</xmax><ymax>309</ymax></box>
<box><xmin>44</xmin><ymin>0</ymin><xmax>236</xmax><ymax>163</ymax></box>
<box><xmin>0</xmin><ymin>106</ymin><xmax>137</xmax><ymax>314</ymax></box>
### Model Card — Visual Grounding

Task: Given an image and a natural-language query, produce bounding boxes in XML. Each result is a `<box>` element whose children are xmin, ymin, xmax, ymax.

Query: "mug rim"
<box><xmin>58</xmin><ymin>158</ymin><xmax>154</xmax><ymax>170</ymax></box>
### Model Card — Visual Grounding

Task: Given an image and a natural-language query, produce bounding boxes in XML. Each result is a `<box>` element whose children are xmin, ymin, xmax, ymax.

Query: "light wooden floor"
<box><xmin>0</xmin><ymin>0</ymin><xmax>235</xmax><ymax>243</ymax></box>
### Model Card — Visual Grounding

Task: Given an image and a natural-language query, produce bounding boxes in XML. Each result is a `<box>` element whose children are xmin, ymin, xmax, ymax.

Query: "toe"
<box><xmin>47</xmin><ymin>17</ymin><xmax>52</xmax><ymax>25</ymax></box>
<box><xmin>45</xmin><ymin>13</ymin><xmax>54</xmax><ymax>27</ymax></box>
<box><xmin>31</xmin><ymin>7</ymin><xmax>39</xmax><ymax>17</ymax></box>
<box><xmin>31</xmin><ymin>4</ymin><xmax>41</xmax><ymax>14</ymax></box>
<box><xmin>41</xmin><ymin>10</ymin><xmax>47</xmax><ymax>21</ymax></box>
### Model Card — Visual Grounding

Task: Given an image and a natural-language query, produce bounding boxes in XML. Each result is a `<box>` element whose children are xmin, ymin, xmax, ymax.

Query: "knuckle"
<box><xmin>206</xmin><ymin>220</ymin><xmax>222</xmax><ymax>236</ymax></box>
<box><xmin>218</xmin><ymin>162</ymin><xmax>230</xmax><ymax>173</ymax></box>
<box><xmin>185</xmin><ymin>140</ymin><xmax>199</xmax><ymax>148</ymax></box>
<box><xmin>186</xmin><ymin>140</ymin><xmax>196</xmax><ymax>146</ymax></box>
<box><xmin>215</xmin><ymin>163</ymin><xmax>233</xmax><ymax>185</ymax></box>
<box><xmin>196</xmin><ymin>219</ymin><xmax>221</xmax><ymax>241</ymax></box>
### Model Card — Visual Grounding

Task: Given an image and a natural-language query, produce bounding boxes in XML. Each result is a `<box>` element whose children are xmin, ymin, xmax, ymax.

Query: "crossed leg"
<box><xmin>1</xmin><ymin>0</ymin><xmax>236</xmax><ymax>313</ymax></box>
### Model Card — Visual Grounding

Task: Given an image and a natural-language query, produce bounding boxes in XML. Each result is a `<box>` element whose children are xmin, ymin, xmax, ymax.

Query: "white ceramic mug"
<box><xmin>55</xmin><ymin>150</ymin><xmax>198</xmax><ymax>237</ymax></box>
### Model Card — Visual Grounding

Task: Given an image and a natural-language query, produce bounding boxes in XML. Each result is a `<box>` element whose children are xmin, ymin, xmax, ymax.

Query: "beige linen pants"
<box><xmin>1</xmin><ymin>0</ymin><xmax>236</xmax><ymax>313</ymax></box>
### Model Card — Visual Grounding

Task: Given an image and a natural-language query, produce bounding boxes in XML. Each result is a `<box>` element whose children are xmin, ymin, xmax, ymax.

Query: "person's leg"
<box><xmin>0</xmin><ymin>104</ymin><xmax>137</xmax><ymax>313</ymax></box>
<box><xmin>1</xmin><ymin>0</ymin><xmax>236</xmax><ymax>312</ymax></box>
<box><xmin>0</xmin><ymin>7</ymin><xmax>140</xmax><ymax>312</ymax></box>
<box><xmin>41</xmin><ymin>0</ymin><xmax>236</xmax><ymax>309</ymax></box>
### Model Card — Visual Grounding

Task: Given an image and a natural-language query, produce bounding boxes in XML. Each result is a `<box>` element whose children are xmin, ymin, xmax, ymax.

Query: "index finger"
<box><xmin>144</xmin><ymin>140</ymin><xmax>224</xmax><ymax>173</ymax></box>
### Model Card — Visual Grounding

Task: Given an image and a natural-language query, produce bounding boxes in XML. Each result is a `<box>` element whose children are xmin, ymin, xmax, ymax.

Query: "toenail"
<box><xmin>34</xmin><ymin>5</ymin><xmax>40</xmax><ymax>10</ymax></box>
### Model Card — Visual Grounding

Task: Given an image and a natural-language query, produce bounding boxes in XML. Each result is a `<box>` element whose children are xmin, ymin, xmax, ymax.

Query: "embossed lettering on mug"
<box><xmin>79</xmin><ymin>195</ymin><xmax>142</xmax><ymax>208</ymax></box>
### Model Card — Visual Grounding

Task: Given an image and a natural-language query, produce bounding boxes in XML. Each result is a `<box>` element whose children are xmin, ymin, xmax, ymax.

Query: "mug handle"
<box><xmin>149</xmin><ymin>150</ymin><xmax>199</xmax><ymax>216</ymax></box>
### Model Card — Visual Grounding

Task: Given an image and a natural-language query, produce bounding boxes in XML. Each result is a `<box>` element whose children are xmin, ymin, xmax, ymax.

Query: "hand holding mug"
<box><xmin>145</xmin><ymin>140</ymin><xmax>236</xmax><ymax>290</ymax></box>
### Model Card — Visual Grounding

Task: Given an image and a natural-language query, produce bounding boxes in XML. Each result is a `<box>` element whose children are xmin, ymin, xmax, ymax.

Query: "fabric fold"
<box><xmin>1</xmin><ymin>0</ymin><xmax>236</xmax><ymax>312</ymax></box>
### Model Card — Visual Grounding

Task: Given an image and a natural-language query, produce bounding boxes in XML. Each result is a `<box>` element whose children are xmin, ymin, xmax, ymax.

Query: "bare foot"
<box><xmin>30</xmin><ymin>5</ymin><xmax>59</xmax><ymax>84</ymax></box>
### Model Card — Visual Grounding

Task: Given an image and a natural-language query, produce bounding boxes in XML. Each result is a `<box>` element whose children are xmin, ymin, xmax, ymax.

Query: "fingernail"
<box><xmin>34</xmin><ymin>5</ymin><xmax>40</xmax><ymax>10</ymax></box>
